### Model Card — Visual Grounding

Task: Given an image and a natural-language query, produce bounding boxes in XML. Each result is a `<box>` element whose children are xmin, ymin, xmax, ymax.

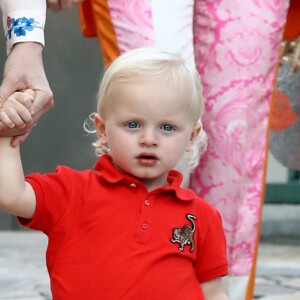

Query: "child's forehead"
<box><xmin>110</xmin><ymin>74</ymin><xmax>191</xmax><ymax>91</ymax></box>
<box><xmin>103</xmin><ymin>78</ymin><xmax>194</xmax><ymax>113</ymax></box>
<box><xmin>98</xmin><ymin>59</ymin><xmax>203</xmax><ymax>121</ymax></box>
<box><xmin>106</xmin><ymin>79</ymin><xmax>192</xmax><ymax>105</ymax></box>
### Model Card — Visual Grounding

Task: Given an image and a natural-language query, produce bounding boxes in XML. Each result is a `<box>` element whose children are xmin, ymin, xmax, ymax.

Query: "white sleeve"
<box><xmin>0</xmin><ymin>0</ymin><xmax>46</xmax><ymax>54</ymax></box>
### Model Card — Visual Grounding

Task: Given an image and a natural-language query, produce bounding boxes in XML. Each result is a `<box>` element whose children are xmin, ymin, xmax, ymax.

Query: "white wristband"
<box><xmin>4</xmin><ymin>10</ymin><xmax>45</xmax><ymax>55</ymax></box>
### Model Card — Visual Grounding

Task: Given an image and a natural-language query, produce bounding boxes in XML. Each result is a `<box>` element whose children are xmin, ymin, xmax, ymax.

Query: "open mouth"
<box><xmin>137</xmin><ymin>154</ymin><xmax>158</xmax><ymax>166</ymax></box>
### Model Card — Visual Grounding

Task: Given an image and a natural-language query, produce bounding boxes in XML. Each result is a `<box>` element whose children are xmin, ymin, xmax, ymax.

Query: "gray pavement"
<box><xmin>0</xmin><ymin>231</ymin><xmax>299</xmax><ymax>300</ymax></box>
<box><xmin>254</xmin><ymin>238</ymin><xmax>300</xmax><ymax>299</ymax></box>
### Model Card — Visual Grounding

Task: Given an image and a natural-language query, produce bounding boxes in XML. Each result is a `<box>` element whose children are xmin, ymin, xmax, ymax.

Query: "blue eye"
<box><xmin>127</xmin><ymin>121</ymin><xmax>139</xmax><ymax>128</ymax></box>
<box><xmin>162</xmin><ymin>124</ymin><xmax>174</xmax><ymax>131</ymax></box>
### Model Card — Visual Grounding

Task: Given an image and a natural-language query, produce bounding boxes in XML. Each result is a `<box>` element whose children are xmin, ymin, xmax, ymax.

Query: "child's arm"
<box><xmin>0</xmin><ymin>91</ymin><xmax>37</xmax><ymax>219</ymax></box>
<box><xmin>201</xmin><ymin>277</ymin><xmax>229</xmax><ymax>300</ymax></box>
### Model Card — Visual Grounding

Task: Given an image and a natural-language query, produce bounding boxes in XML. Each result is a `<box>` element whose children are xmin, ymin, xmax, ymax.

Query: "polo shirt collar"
<box><xmin>94</xmin><ymin>155</ymin><xmax>197</xmax><ymax>201</ymax></box>
<box><xmin>94</xmin><ymin>155</ymin><xmax>130</xmax><ymax>183</ymax></box>
<box><xmin>163</xmin><ymin>170</ymin><xmax>197</xmax><ymax>201</ymax></box>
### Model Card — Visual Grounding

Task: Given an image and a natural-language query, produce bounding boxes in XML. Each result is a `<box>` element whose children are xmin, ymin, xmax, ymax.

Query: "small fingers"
<box><xmin>0</xmin><ymin>99</ymin><xmax>33</xmax><ymax>128</ymax></box>
<box><xmin>0</xmin><ymin>106</ymin><xmax>29</xmax><ymax>128</ymax></box>
<box><xmin>13</xmin><ymin>91</ymin><xmax>34</xmax><ymax>113</ymax></box>
<box><xmin>0</xmin><ymin>108</ymin><xmax>16</xmax><ymax>128</ymax></box>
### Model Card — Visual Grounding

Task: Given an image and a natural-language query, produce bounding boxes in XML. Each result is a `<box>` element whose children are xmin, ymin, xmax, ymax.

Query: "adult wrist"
<box><xmin>12</xmin><ymin>42</ymin><xmax>43</xmax><ymax>54</ymax></box>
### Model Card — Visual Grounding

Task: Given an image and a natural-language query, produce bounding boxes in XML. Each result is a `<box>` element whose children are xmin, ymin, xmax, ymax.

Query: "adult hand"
<box><xmin>0</xmin><ymin>42</ymin><xmax>53</xmax><ymax>147</ymax></box>
<box><xmin>47</xmin><ymin>0</ymin><xmax>84</xmax><ymax>12</ymax></box>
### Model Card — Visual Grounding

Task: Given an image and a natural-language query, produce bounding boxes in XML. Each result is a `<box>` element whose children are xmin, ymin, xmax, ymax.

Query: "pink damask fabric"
<box><xmin>191</xmin><ymin>1</ymin><xmax>289</xmax><ymax>275</ymax></box>
<box><xmin>106</xmin><ymin>0</ymin><xmax>289</xmax><ymax>276</ymax></box>
<box><xmin>107</xmin><ymin>0</ymin><xmax>154</xmax><ymax>52</ymax></box>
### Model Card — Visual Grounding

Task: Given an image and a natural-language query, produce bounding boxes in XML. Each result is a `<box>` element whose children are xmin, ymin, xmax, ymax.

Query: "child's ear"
<box><xmin>186</xmin><ymin>123</ymin><xmax>202</xmax><ymax>152</ymax></box>
<box><xmin>94</xmin><ymin>113</ymin><xmax>107</xmax><ymax>145</ymax></box>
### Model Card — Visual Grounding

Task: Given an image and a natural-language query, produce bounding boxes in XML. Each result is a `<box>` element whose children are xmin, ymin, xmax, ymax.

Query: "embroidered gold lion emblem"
<box><xmin>170</xmin><ymin>214</ymin><xmax>196</xmax><ymax>252</ymax></box>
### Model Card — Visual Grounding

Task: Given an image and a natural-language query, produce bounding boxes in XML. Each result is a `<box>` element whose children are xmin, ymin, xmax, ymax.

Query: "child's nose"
<box><xmin>140</xmin><ymin>129</ymin><xmax>158</xmax><ymax>146</ymax></box>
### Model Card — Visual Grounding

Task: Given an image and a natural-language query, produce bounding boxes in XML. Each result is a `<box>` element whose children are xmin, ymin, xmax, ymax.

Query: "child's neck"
<box><xmin>140</xmin><ymin>176</ymin><xmax>168</xmax><ymax>192</ymax></box>
<box><xmin>111</xmin><ymin>159</ymin><xmax>169</xmax><ymax>191</ymax></box>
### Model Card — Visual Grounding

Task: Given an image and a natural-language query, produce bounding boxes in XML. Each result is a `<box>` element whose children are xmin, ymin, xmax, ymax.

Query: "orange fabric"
<box><xmin>283</xmin><ymin>0</ymin><xmax>300</xmax><ymax>41</ymax></box>
<box><xmin>269</xmin><ymin>90</ymin><xmax>298</xmax><ymax>131</ymax></box>
<box><xmin>78</xmin><ymin>0</ymin><xmax>120</xmax><ymax>67</ymax></box>
<box><xmin>78</xmin><ymin>0</ymin><xmax>97</xmax><ymax>37</ymax></box>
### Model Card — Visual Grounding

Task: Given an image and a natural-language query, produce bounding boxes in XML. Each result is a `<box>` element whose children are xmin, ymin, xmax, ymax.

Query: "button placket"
<box><xmin>134</xmin><ymin>196</ymin><xmax>153</xmax><ymax>245</ymax></box>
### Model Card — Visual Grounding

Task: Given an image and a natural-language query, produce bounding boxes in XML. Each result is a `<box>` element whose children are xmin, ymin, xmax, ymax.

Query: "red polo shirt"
<box><xmin>19</xmin><ymin>155</ymin><xmax>228</xmax><ymax>300</ymax></box>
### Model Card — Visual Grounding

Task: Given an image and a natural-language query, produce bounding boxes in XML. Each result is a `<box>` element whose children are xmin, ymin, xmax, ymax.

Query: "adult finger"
<box><xmin>61</xmin><ymin>0</ymin><xmax>73</xmax><ymax>10</ymax></box>
<box><xmin>0</xmin><ymin>76</ymin><xmax>18</xmax><ymax>109</ymax></box>
<box><xmin>31</xmin><ymin>89</ymin><xmax>54</xmax><ymax>120</ymax></box>
<box><xmin>47</xmin><ymin>0</ymin><xmax>61</xmax><ymax>12</ymax></box>
<box><xmin>22</xmin><ymin>89</ymin><xmax>35</xmax><ymax>98</ymax></box>
<box><xmin>11</xmin><ymin>132</ymin><xmax>30</xmax><ymax>148</ymax></box>
<box><xmin>47</xmin><ymin>0</ymin><xmax>73</xmax><ymax>11</ymax></box>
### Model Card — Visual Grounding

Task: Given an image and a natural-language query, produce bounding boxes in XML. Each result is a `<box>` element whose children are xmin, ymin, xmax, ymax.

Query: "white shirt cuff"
<box><xmin>4</xmin><ymin>10</ymin><xmax>45</xmax><ymax>55</ymax></box>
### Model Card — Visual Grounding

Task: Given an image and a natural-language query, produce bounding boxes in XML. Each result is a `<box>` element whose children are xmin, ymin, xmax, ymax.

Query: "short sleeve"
<box><xmin>196</xmin><ymin>208</ymin><xmax>228</xmax><ymax>283</ymax></box>
<box><xmin>18</xmin><ymin>166</ymin><xmax>72</xmax><ymax>234</ymax></box>
<box><xmin>0</xmin><ymin>0</ymin><xmax>46</xmax><ymax>54</ymax></box>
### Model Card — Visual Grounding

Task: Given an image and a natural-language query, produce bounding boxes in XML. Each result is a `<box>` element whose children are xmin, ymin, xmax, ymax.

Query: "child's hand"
<box><xmin>0</xmin><ymin>89</ymin><xmax>34</xmax><ymax>130</ymax></box>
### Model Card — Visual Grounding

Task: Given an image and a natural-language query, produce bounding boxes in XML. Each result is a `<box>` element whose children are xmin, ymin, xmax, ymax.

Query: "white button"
<box><xmin>141</xmin><ymin>223</ymin><xmax>149</xmax><ymax>230</ymax></box>
<box><xmin>130</xmin><ymin>183</ymin><xmax>136</xmax><ymax>187</ymax></box>
<box><xmin>144</xmin><ymin>199</ymin><xmax>150</xmax><ymax>206</ymax></box>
